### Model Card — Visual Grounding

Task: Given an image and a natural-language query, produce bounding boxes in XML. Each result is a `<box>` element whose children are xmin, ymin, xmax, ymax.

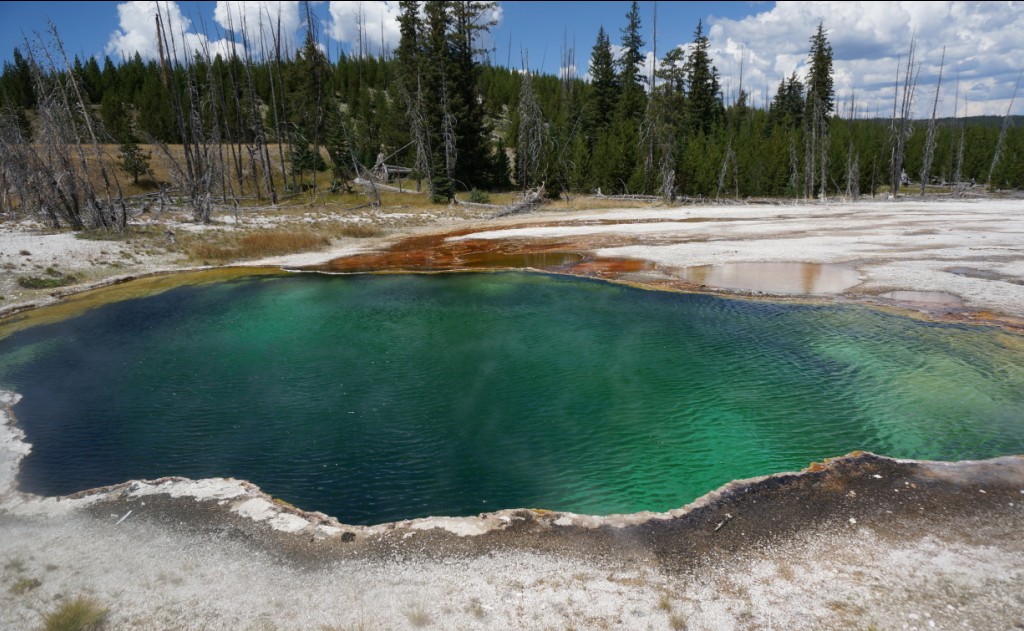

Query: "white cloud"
<box><xmin>106</xmin><ymin>1</ymin><xmax>241</xmax><ymax>61</ymax></box>
<box><xmin>213</xmin><ymin>1</ymin><xmax>301</xmax><ymax>55</ymax></box>
<box><xmin>323</xmin><ymin>2</ymin><xmax>503</xmax><ymax>58</ymax></box>
<box><xmin>476</xmin><ymin>2</ymin><xmax>503</xmax><ymax>59</ymax></box>
<box><xmin>326</xmin><ymin>1</ymin><xmax>403</xmax><ymax>57</ymax></box>
<box><xmin>704</xmin><ymin>1</ymin><xmax>1024</xmax><ymax>116</ymax></box>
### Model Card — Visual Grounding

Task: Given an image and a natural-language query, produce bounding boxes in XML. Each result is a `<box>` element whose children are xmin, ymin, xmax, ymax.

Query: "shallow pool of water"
<box><xmin>2</xmin><ymin>272</ymin><xmax>1022</xmax><ymax>524</ymax></box>
<box><xmin>679</xmin><ymin>262</ymin><xmax>861</xmax><ymax>294</ymax></box>
<box><xmin>881</xmin><ymin>291</ymin><xmax>963</xmax><ymax>307</ymax></box>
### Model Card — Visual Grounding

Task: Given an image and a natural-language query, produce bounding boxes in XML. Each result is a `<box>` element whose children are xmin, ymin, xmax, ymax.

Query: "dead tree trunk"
<box><xmin>788</xmin><ymin>134</ymin><xmax>801</xmax><ymax>199</ymax></box>
<box><xmin>716</xmin><ymin>137</ymin><xmax>738</xmax><ymax>200</ymax></box>
<box><xmin>889</xmin><ymin>39</ymin><xmax>920</xmax><ymax>197</ymax></box>
<box><xmin>516</xmin><ymin>68</ymin><xmax>544</xmax><ymax>191</ymax></box>
<box><xmin>154</xmin><ymin>5</ymin><xmax>221</xmax><ymax>223</ymax></box>
<box><xmin>0</xmin><ymin>27</ymin><xmax>126</xmax><ymax>232</ymax></box>
<box><xmin>988</xmin><ymin>70</ymin><xmax>1023</xmax><ymax>189</ymax></box>
<box><xmin>844</xmin><ymin>142</ymin><xmax>860</xmax><ymax>199</ymax></box>
<box><xmin>920</xmin><ymin>47</ymin><xmax>945</xmax><ymax>196</ymax></box>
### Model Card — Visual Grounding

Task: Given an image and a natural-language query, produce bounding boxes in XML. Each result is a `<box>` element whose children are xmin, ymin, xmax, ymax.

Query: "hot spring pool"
<box><xmin>1</xmin><ymin>272</ymin><xmax>1022</xmax><ymax>524</ymax></box>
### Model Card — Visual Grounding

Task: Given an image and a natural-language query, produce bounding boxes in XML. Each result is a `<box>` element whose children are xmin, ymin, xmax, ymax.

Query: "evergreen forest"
<box><xmin>1</xmin><ymin>1</ymin><xmax>1022</xmax><ymax>232</ymax></box>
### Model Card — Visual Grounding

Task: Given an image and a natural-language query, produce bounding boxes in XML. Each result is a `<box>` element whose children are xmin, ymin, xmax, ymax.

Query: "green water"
<box><xmin>2</xmin><ymin>272</ymin><xmax>1023</xmax><ymax>525</ymax></box>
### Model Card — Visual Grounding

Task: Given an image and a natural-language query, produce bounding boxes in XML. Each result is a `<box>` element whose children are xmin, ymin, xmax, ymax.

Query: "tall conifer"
<box><xmin>684</xmin><ymin>21</ymin><xmax>722</xmax><ymax>136</ymax></box>
<box><xmin>586</xmin><ymin>27</ymin><xmax>618</xmax><ymax>131</ymax></box>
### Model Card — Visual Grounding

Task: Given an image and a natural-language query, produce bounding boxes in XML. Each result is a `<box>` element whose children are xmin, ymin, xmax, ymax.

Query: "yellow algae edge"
<box><xmin>0</xmin><ymin>267</ymin><xmax>287</xmax><ymax>341</ymax></box>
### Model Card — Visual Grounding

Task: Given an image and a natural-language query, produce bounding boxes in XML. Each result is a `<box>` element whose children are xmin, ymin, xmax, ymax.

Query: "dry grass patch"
<box><xmin>548</xmin><ymin>196</ymin><xmax>657</xmax><ymax>211</ymax></box>
<box><xmin>186</xmin><ymin>229</ymin><xmax>330</xmax><ymax>263</ymax></box>
<box><xmin>330</xmin><ymin>222</ymin><xmax>386</xmax><ymax>239</ymax></box>
<box><xmin>239</xmin><ymin>230</ymin><xmax>329</xmax><ymax>256</ymax></box>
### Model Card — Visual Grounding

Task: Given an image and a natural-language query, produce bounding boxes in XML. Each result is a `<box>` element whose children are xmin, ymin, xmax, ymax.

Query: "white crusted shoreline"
<box><xmin>3</xmin><ymin>198</ymin><xmax>1024</xmax><ymax>629</ymax></box>
<box><xmin>3</xmin><ymin>385</ymin><xmax>1024</xmax><ymax>629</ymax></box>
<box><xmin>449</xmin><ymin>198</ymin><xmax>1024</xmax><ymax>316</ymax></box>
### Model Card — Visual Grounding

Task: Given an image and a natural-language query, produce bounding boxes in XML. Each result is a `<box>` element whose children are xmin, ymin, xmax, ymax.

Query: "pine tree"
<box><xmin>119</xmin><ymin>137</ymin><xmax>150</xmax><ymax>184</ymax></box>
<box><xmin>100</xmin><ymin>89</ymin><xmax>130</xmax><ymax>141</ymax></box>
<box><xmin>491</xmin><ymin>138</ymin><xmax>511</xmax><ymax>188</ymax></box>
<box><xmin>805</xmin><ymin>23</ymin><xmax>835</xmax><ymax>122</ymax></box>
<box><xmin>768</xmin><ymin>73</ymin><xmax>805</xmax><ymax>129</ymax></box>
<box><xmin>449</xmin><ymin>1</ymin><xmax>498</xmax><ymax>190</ymax></box>
<box><xmin>81</xmin><ymin>56</ymin><xmax>103</xmax><ymax>104</ymax></box>
<box><xmin>0</xmin><ymin>48</ymin><xmax>36</xmax><ymax>108</ymax></box>
<box><xmin>586</xmin><ymin>27</ymin><xmax>618</xmax><ymax>132</ymax></box>
<box><xmin>423</xmin><ymin>0</ymin><xmax>455</xmax><ymax>201</ymax></box>
<box><xmin>652</xmin><ymin>47</ymin><xmax>687</xmax><ymax>199</ymax></box>
<box><xmin>395</xmin><ymin>1</ymin><xmax>498</xmax><ymax>200</ymax></box>
<box><xmin>136</xmin><ymin>69</ymin><xmax>175</xmax><ymax>141</ymax></box>
<box><xmin>395</xmin><ymin>0</ymin><xmax>432</xmax><ymax>190</ymax></box>
<box><xmin>288</xmin><ymin>6</ymin><xmax>332</xmax><ymax>188</ymax></box>
<box><xmin>805</xmin><ymin>22</ymin><xmax>834</xmax><ymax>199</ymax></box>
<box><xmin>684</xmin><ymin>21</ymin><xmax>722</xmax><ymax>136</ymax></box>
<box><xmin>617</xmin><ymin>1</ymin><xmax>646</xmax><ymax>120</ymax></box>
<box><xmin>656</xmin><ymin>47</ymin><xmax>686</xmax><ymax>94</ymax></box>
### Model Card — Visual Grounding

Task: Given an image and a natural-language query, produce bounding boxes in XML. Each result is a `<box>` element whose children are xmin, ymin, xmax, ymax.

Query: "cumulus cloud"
<box><xmin>106</xmin><ymin>1</ymin><xmax>240</xmax><ymax>61</ymax></box>
<box><xmin>213</xmin><ymin>1</ymin><xmax>301</xmax><ymax>54</ymax></box>
<box><xmin>325</xmin><ymin>1</ymin><xmax>502</xmax><ymax>58</ymax></box>
<box><xmin>326</xmin><ymin>1</ymin><xmax>403</xmax><ymax>57</ymax></box>
<box><xmin>107</xmin><ymin>1</ymin><xmax>506</xmax><ymax>65</ymax></box>
<box><xmin>704</xmin><ymin>1</ymin><xmax>1024</xmax><ymax>116</ymax></box>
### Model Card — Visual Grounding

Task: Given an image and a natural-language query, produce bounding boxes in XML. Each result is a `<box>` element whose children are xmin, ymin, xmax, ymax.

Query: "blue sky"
<box><xmin>2</xmin><ymin>1</ymin><xmax>1022</xmax><ymax>117</ymax></box>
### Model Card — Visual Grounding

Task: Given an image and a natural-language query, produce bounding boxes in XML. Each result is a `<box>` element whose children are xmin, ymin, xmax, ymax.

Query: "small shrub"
<box><xmin>468</xmin><ymin>189</ymin><xmax>491</xmax><ymax>204</ymax></box>
<box><xmin>19</xmin><ymin>250</ymin><xmax>30</xmax><ymax>256</ymax></box>
<box><xmin>657</xmin><ymin>593</ymin><xmax>672</xmax><ymax>611</ymax></box>
<box><xmin>430</xmin><ymin>176</ymin><xmax>454</xmax><ymax>204</ymax></box>
<box><xmin>466</xmin><ymin>598</ymin><xmax>486</xmax><ymax>619</ymax></box>
<box><xmin>669</xmin><ymin>613</ymin><xmax>687</xmax><ymax>630</ymax></box>
<box><xmin>10</xmin><ymin>576</ymin><xmax>41</xmax><ymax>594</ymax></box>
<box><xmin>42</xmin><ymin>595</ymin><xmax>107</xmax><ymax>631</ymax></box>
<box><xmin>404</xmin><ymin>602</ymin><xmax>431</xmax><ymax>628</ymax></box>
<box><xmin>17</xmin><ymin>273</ymin><xmax>77</xmax><ymax>289</ymax></box>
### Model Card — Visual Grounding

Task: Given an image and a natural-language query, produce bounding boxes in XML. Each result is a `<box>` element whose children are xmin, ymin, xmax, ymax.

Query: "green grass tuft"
<box><xmin>17</xmin><ymin>273</ymin><xmax>78</xmax><ymax>289</ymax></box>
<box><xmin>42</xmin><ymin>595</ymin><xmax>107</xmax><ymax>631</ymax></box>
<box><xmin>10</xmin><ymin>576</ymin><xmax>41</xmax><ymax>594</ymax></box>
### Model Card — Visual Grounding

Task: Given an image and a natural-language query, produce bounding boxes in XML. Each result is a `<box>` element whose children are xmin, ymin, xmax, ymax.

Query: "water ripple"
<box><xmin>1</xmin><ymin>272</ymin><xmax>1023</xmax><ymax>524</ymax></box>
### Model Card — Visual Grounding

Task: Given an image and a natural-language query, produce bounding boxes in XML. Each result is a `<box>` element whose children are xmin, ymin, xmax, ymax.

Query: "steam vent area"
<box><xmin>3</xmin><ymin>199</ymin><xmax>1024</xmax><ymax>629</ymax></box>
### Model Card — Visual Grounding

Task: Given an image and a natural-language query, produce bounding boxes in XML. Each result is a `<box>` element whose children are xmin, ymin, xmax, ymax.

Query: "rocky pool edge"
<box><xmin>4</xmin><ymin>387</ymin><xmax>1023</xmax><ymax>557</ymax></box>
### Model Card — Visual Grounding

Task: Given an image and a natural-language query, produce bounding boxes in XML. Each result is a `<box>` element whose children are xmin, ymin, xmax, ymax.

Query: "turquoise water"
<box><xmin>2</xmin><ymin>272</ymin><xmax>1023</xmax><ymax>525</ymax></box>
